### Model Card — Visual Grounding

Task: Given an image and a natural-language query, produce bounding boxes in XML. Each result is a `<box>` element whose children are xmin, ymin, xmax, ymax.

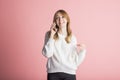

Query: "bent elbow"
<box><xmin>42</xmin><ymin>48</ymin><xmax>53</xmax><ymax>58</ymax></box>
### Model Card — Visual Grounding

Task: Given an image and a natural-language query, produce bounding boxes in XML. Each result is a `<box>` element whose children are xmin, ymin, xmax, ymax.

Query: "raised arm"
<box><xmin>42</xmin><ymin>31</ymin><xmax>55</xmax><ymax>58</ymax></box>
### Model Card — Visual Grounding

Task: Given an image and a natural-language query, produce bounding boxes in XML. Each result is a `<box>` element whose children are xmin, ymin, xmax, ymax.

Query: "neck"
<box><xmin>58</xmin><ymin>25</ymin><xmax>67</xmax><ymax>36</ymax></box>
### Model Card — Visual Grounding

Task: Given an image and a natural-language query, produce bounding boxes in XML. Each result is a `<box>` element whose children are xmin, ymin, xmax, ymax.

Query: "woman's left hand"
<box><xmin>77</xmin><ymin>43</ymin><xmax>86</xmax><ymax>50</ymax></box>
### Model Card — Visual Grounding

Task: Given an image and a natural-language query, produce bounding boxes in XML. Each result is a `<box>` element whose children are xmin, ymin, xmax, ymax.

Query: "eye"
<box><xmin>62</xmin><ymin>16</ymin><xmax>64</xmax><ymax>18</ymax></box>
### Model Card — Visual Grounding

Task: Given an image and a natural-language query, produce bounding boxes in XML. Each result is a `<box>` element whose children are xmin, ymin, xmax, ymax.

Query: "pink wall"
<box><xmin>0</xmin><ymin>0</ymin><xmax>120</xmax><ymax>80</ymax></box>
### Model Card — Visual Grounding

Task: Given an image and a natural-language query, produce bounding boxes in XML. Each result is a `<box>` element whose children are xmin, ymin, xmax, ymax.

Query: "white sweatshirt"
<box><xmin>42</xmin><ymin>32</ymin><xmax>87</xmax><ymax>74</ymax></box>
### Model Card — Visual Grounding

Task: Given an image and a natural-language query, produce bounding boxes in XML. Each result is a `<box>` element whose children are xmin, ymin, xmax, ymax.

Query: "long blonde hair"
<box><xmin>50</xmin><ymin>9</ymin><xmax>72</xmax><ymax>43</ymax></box>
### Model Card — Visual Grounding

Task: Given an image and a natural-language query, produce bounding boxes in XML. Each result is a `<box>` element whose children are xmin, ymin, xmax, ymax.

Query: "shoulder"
<box><xmin>43</xmin><ymin>31</ymin><xmax>51</xmax><ymax>44</ymax></box>
<box><xmin>45</xmin><ymin>30</ymin><xmax>50</xmax><ymax>37</ymax></box>
<box><xmin>71</xmin><ymin>34</ymin><xmax>77</xmax><ymax>44</ymax></box>
<box><xmin>71</xmin><ymin>34</ymin><xmax>77</xmax><ymax>40</ymax></box>
<box><xmin>44</xmin><ymin>30</ymin><xmax>51</xmax><ymax>39</ymax></box>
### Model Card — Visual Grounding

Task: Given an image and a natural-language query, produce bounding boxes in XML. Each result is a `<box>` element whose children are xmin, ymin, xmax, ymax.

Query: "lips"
<box><xmin>59</xmin><ymin>22</ymin><xmax>64</xmax><ymax>24</ymax></box>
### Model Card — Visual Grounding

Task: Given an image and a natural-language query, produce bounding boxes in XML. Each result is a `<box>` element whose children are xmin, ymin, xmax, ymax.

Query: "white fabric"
<box><xmin>42</xmin><ymin>33</ymin><xmax>87</xmax><ymax>74</ymax></box>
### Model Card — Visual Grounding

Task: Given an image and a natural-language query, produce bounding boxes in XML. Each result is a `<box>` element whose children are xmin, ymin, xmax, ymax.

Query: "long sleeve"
<box><xmin>76</xmin><ymin>48</ymin><xmax>87</xmax><ymax>66</ymax></box>
<box><xmin>42</xmin><ymin>33</ymin><xmax>87</xmax><ymax>74</ymax></box>
<box><xmin>71</xmin><ymin>35</ymin><xmax>87</xmax><ymax>66</ymax></box>
<box><xmin>42</xmin><ymin>31</ymin><xmax>55</xmax><ymax>58</ymax></box>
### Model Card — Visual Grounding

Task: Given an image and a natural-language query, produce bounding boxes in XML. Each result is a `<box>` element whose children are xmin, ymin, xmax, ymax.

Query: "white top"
<box><xmin>42</xmin><ymin>32</ymin><xmax>87</xmax><ymax>74</ymax></box>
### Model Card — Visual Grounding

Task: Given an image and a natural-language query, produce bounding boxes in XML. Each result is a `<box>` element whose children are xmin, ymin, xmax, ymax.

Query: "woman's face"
<box><xmin>55</xmin><ymin>13</ymin><xmax>67</xmax><ymax>28</ymax></box>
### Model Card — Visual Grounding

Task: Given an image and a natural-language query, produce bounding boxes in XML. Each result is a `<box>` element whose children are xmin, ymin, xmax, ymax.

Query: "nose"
<box><xmin>59</xmin><ymin>17</ymin><xmax>63</xmax><ymax>22</ymax></box>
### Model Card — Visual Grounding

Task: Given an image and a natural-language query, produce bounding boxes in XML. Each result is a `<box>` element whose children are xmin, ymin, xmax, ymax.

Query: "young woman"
<box><xmin>42</xmin><ymin>9</ymin><xmax>87</xmax><ymax>80</ymax></box>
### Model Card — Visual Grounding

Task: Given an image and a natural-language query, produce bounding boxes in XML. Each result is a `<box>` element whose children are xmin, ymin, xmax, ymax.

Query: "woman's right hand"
<box><xmin>50</xmin><ymin>22</ymin><xmax>57</xmax><ymax>38</ymax></box>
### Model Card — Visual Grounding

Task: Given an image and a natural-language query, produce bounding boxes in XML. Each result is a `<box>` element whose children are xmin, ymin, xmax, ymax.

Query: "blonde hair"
<box><xmin>50</xmin><ymin>9</ymin><xmax>72</xmax><ymax>43</ymax></box>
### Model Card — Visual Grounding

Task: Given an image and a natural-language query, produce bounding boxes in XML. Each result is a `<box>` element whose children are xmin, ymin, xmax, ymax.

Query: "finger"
<box><xmin>55</xmin><ymin>28</ymin><xmax>57</xmax><ymax>32</ymax></box>
<box><xmin>77</xmin><ymin>44</ymin><xmax>80</xmax><ymax>46</ymax></box>
<box><xmin>50</xmin><ymin>27</ymin><xmax>53</xmax><ymax>30</ymax></box>
<box><xmin>53</xmin><ymin>22</ymin><xmax>56</xmax><ymax>25</ymax></box>
<box><xmin>50</xmin><ymin>25</ymin><xmax>55</xmax><ymax>30</ymax></box>
<box><xmin>52</xmin><ymin>22</ymin><xmax>56</xmax><ymax>27</ymax></box>
<box><xmin>53</xmin><ymin>28</ymin><xmax>56</xmax><ymax>31</ymax></box>
<box><xmin>54</xmin><ymin>28</ymin><xmax>58</xmax><ymax>32</ymax></box>
<box><xmin>78</xmin><ymin>44</ymin><xmax>86</xmax><ymax>48</ymax></box>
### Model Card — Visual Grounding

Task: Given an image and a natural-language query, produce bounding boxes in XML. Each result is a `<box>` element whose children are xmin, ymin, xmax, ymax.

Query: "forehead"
<box><xmin>56</xmin><ymin>12</ymin><xmax>63</xmax><ymax>17</ymax></box>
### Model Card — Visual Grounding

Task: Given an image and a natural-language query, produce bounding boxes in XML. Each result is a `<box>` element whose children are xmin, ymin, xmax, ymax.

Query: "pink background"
<box><xmin>0</xmin><ymin>0</ymin><xmax>120</xmax><ymax>80</ymax></box>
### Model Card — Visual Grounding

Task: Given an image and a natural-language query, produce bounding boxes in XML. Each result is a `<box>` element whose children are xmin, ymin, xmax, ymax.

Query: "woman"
<box><xmin>42</xmin><ymin>9</ymin><xmax>87</xmax><ymax>80</ymax></box>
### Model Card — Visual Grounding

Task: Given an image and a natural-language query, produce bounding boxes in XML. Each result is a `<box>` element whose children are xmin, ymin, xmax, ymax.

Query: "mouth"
<box><xmin>59</xmin><ymin>22</ymin><xmax>64</xmax><ymax>24</ymax></box>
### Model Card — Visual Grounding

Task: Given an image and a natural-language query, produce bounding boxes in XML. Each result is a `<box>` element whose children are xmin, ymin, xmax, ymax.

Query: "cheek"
<box><xmin>64</xmin><ymin>20</ymin><xmax>67</xmax><ymax>24</ymax></box>
<box><xmin>65</xmin><ymin>20</ymin><xmax>67</xmax><ymax>23</ymax></box>
<box><xmin>64</xmin><ymin>19</ymin><xmax>67</xmax><ymax>23</ymax></box>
